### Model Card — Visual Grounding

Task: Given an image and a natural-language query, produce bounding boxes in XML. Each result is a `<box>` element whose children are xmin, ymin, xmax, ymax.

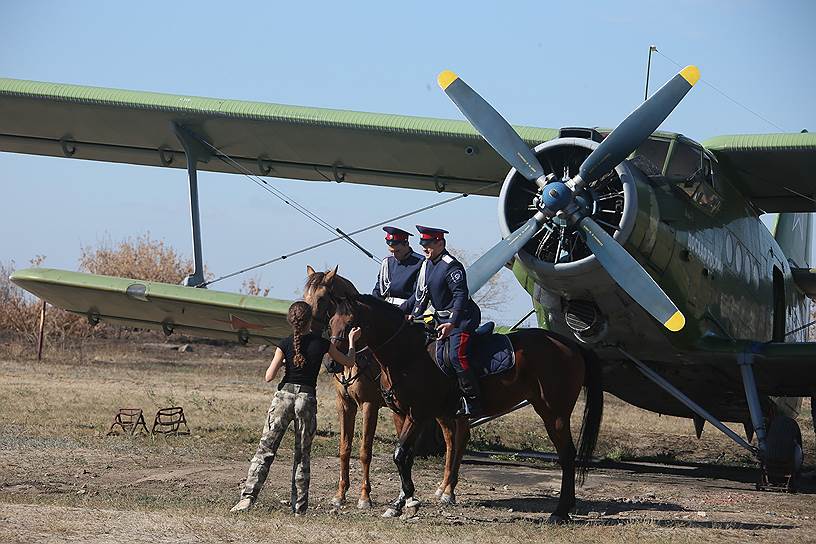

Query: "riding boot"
<box><xmin>455</xmin><ymin>369</ymin><xmax>483</xmax><ymax>417</ymax></box>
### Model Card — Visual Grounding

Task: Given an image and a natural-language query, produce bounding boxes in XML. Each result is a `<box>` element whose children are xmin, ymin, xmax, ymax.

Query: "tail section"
<box><xmin>772</xmin><ymin>213</ymin><xmax>813</xmax><ymax>268</ymax></box>
<box><xmin>576</xmin><ymin>348</ymin><xmax>603</xmax><ymax>485</ymax></box>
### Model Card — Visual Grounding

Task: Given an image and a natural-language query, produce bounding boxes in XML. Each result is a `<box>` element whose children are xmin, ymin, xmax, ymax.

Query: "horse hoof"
<box><xmin>330</xmin><ymin>497</ymin><xmax>345</xmax><ymax>508</ymax></box>
<box><xmin>439</xmin><ymin>493</ymin><xmax>456</xmax><ymax>506</ymax></box>
<box><xmin>400</xmin><ymin>504</ymin><xmax>420</xmax><ymax>520</ymax></box>
<box><xmin>547</xmin><ymin>513</ymin><xmax>570</xmax><ymax>524</ymax></box>
<box><xmin>404</xmin><ymin>496</ymin><xmax>421</xmax><ymax>509</ymax></box>
<box><xmin>357</xmin><ymin>499</ymin><xmax>372</xmax><ymax>510</ymax></box>
<box><xmin>382</xmin><ymin>507</ymin><xmax>401</xmax><ymax>518</ymax></box>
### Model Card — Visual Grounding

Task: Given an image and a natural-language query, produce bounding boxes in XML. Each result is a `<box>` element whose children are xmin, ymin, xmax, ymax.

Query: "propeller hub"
<box><xmin>538</xmin><ymin>181</ymin><xmax>572</xmax><ymax>212</ymax></box>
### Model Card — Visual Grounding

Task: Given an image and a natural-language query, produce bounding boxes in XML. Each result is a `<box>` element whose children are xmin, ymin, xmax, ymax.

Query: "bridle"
<box><xmin>331</xmin><ymin>302</ymin><xmax>411</xmax><ymax>414</ymax></box>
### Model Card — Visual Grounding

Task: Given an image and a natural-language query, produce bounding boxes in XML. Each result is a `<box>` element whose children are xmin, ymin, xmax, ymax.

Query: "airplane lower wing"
<box><xmin>0</xmin><ymin>77</ymin><xmax>559</xmax><ymax>196</ymax></box>
<box><xmin>752</xmin><ymin>341</ymin><xmax>816</xmax><ymax>396</ymax></box>
<box><xmin>700</xmin><ymin>337</ymin><xmax>816</xmax><ymax>397</ymax></box>
<box><xmin>10</xmin><ymin>268</ymin><xmax>292</xmax><ymax>344</ymax></box>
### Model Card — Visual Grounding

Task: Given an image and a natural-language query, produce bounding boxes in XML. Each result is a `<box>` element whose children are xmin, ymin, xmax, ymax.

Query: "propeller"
<box><xmin>438</xmin><ymin>71</ymin><xmax>548</xmax><ymax>187</ymax></box>
<box><xmin>440</xmin><ymin>66</ymin><xmax>699</xmax><ymax>332</ymax></box>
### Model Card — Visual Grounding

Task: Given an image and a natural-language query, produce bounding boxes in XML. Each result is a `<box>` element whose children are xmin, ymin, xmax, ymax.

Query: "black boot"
<box><xmin>455</xmin><ymin>369</ymin><xmax>483</xmax><ymax>417</ymax></box>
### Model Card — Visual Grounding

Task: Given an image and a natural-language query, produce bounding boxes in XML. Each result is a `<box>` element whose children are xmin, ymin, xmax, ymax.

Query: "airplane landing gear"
<box><xmin>757</xmin><ymin>415</ymin><xmax>803</xmax><ymax>493</ymax></box>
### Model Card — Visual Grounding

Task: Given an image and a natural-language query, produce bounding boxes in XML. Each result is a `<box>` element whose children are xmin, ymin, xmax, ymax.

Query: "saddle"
<box><xmin>429</xmin><ymin>321</ymin><xmax>516</xmax><ymax>379</ymax></box>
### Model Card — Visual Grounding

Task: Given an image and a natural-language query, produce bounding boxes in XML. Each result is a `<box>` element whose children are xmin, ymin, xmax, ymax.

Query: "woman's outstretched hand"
<box><xmin>349</xmin><ymin>327</ymin><xmax>362</xmax><ymax>343</ymax></box>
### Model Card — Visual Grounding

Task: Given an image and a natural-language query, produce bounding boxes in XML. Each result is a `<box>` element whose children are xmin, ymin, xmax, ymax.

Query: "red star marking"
<box><xmin>213</xmin><ymin>314</ymin><xmax>268</xmax><ymax>331</ymax></box>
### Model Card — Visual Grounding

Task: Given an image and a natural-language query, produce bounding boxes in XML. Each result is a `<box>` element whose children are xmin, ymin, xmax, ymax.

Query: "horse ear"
<box><xmin>324</xmin><ymin>265</ymin><xmax>338</xmax><ymax>285</ymax></box>
<box><xmin>306</xmin><ymin>265</ymin><xmax>316</xmax><ymax>277</ymax></box>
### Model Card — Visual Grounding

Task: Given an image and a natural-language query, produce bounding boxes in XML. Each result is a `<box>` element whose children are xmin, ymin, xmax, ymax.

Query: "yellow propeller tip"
<box><xmin>680</xmin><ymin>65</ymin><xmax>700</xmax><ymax>86</ymax></box>
<box><xmin>664</xmin><ymin>311</ymin><xmax>686</xmax><ymax>332</ymax></box>
<box><xmin>437</xmin><ymin>70</ymin><xmax>459</xmax><ymax>90</ymax></box>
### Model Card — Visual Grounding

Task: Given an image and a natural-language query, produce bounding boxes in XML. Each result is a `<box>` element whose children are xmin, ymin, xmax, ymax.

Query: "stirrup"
<box><xmin>455</xmin><ymin>396</ymin><xmax>482</xmax><ymax>418</ymax></box>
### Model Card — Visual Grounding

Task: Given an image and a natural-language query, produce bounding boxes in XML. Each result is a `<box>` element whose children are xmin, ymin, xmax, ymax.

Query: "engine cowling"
<box><xmin>498</xmin><ymin>136</ymin><xmax>642</xmax><ymax>290</ymax></box>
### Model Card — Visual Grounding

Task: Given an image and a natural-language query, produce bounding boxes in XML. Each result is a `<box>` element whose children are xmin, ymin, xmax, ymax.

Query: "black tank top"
<box><xmin>278</xmin><ymin>332</ymin><xmax>331</xmax><ymax>389</ymax></box>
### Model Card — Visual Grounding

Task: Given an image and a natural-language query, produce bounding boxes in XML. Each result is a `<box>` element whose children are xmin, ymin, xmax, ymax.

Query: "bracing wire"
<box><xmin>197</xmin><ymin>137</ymin><xmax>380</xmax><ymax>263</ymax></box>
<box><xmin>200</xmin><ymin>181</ymin><xmax>501</xmax><ymax>288</ymax></box>
<box><xmin>655</xmin><ymin>50</ymin><xmax>787</xmax><ymax>132</ymax></box>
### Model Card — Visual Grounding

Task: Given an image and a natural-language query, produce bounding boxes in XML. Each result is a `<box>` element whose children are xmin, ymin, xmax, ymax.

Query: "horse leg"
<box><xmin>332</xmin><ymin>391</ymin><xmax>357</xmax><ymax>508</ymax></box>
<box><xmin>435</xmin><ymin>417</ymin><xmax>456</xmax><ymax>504</ymax></box>
<box><xmin>382</xmin><ymin>415</ymin><xmax>422</xmax><ymax>518</ymax></box>
<box><xmin>445</xmin><ymin>418</ymin><xmax>471</xmax><ymax>505</ymax></box>
<box><xmin>533</xmin><ymin>403</ymin><xmax>577</xmax><ymax>523</ymax></box>
<box><xmin>357</xmin><ymin>400</ymin><xmax>378</xmax><ymax>509</ymax></box>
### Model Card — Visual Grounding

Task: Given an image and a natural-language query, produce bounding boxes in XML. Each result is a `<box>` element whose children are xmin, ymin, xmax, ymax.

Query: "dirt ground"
<box><xmin>2</xmin><ymin>338</ymin><xmax>816</xmax><ymax>544</ymax></box>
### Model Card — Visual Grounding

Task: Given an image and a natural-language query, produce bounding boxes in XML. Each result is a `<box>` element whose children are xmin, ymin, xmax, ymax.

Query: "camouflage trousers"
<box><xmin>239</xmin><ymin>383</ymin><xmax>318</xmax><ymax>513</ymax></box>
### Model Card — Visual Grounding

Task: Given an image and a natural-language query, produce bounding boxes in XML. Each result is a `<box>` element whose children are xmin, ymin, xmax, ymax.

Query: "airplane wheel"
<box><xmin>764</xmin><ymin>415</ymin><xmax>803</xmax><ymax>492</ymax></box>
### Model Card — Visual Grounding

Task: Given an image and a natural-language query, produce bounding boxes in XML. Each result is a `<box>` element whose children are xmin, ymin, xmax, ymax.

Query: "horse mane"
<box><xmin>304</xmin><ymin>270</ymin><xmax>359</xmax><ymax>296</ymax></box>
<box><xmin>355</xmin><ymin>294</ymin><xmax>406</xmax><ymax>319</ymax></box>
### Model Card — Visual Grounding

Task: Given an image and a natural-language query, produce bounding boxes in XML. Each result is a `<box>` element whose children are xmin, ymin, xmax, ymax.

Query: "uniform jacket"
<box><xmin>372</xmin><ymin>251</ymin><xmax>424</xmax><ymax>303</ymax></box>
<box><xmin>401</xmin><ymin>250</ymin><xmax>480</xmax><ymax>329</ymax></box>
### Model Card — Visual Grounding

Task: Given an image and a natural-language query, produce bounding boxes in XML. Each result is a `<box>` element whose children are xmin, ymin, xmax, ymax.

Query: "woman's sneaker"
<box><xmin>230</xmin><ymin>497</ymin><xmax>255</xmax><ymax>513</ymax></box>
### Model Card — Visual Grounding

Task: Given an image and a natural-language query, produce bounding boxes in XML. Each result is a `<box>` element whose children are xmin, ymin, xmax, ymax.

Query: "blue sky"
<box><xmin>1</xmin><ymin>1</ymin><xmax>814</xmax><ymax>324</ymax></box>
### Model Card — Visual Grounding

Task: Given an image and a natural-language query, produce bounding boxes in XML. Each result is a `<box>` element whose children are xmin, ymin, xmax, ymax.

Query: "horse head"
<box><xmin>330</xmin><ymin>295</ymin><xmax>417</xmax><ymax>359</ymax></box>
<box><xmin>304</xmin><ymin>265</ymin><xmax>359</xmax><ymax>332</ymax></box>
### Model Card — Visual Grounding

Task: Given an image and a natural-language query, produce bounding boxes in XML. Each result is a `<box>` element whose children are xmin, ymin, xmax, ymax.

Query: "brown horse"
<box><xmin>305</xmin><ymin>266</ymin><xmax>451</xmax><ymax>512</ymax></box>
<box><xmin>330</xmin><ymin>294</ymin><xmax>603</xmax><ymax>523</ymax></box>
<box><xmin>304</xmin><ymin>265</ymin><xmax>384</xmax><ymax>509</ymax></box>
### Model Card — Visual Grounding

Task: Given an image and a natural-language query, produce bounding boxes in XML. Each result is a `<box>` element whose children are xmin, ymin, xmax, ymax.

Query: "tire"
<box><xmin>765</xmin><ymin>415</ymin><xmax>803</xmax><ymax>490</ymax></box>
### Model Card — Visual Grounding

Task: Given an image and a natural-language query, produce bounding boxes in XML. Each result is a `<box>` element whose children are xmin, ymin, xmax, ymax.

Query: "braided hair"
<box><xmin>287</xmin><ymin>301</ymin><xmax>313</xmax><ymax>368</ymax></box>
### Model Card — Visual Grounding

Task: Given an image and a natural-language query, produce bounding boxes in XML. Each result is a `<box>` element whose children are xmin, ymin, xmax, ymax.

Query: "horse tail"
<box><xmin>575</xmin><ymin>347</ymin><xmax>603</xmax><ymax>486</ymax></box>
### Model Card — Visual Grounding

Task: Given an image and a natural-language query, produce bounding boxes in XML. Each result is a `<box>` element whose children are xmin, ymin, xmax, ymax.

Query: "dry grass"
<box><xmin>2</xmin><ymin>339</ymin><xmax>816</xmax><ymax>543</ymax></box>
<box><xmin>0</xmin><ymin>234</ymin><xmax>211</xmax><ymax>345</ymax></box>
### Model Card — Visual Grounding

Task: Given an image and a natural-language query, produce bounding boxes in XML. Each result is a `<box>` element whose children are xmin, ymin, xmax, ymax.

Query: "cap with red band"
<box><xmin>415</xmin><ymin>225</ymin><xmax>449</xmax><ymax>241</ymax></box>
<box><xmin>383</xmin><ymin>226</ymin><xmax>412</xmax><ymax>242</ymax></box>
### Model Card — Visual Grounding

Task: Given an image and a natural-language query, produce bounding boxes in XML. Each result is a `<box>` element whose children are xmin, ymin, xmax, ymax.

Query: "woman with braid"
<box><xmin>231</xmin><ymin>301</ymin><xmax>361</xmax><ymax>515</ymax></box>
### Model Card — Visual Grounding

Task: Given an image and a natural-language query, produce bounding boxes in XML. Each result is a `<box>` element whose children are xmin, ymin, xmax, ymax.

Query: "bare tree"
<box><xmin>449</xmin><ymin>247</ymin><xmax>512</xmax><ymax>323</ymax></box>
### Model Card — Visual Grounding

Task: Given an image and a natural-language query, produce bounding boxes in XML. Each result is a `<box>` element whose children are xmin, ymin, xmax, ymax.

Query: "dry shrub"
<box><xmin>240</xmin><ymin>275</ymin><xmax>270</xmax><ymax>297</ymax></box>
<box><xmin>0</xmin><ymin>258</ymin><xmax>89</xmax><ymax>345</ymax></box>
<box><xmin>1</xmin><ymin>234</ymin><xmax>200</xmax><ymax>343</ymax></box>
<box><xmin>79</xmin><ymin>233</ymin><xmax>194</xmax><ymax>283</ymax></box>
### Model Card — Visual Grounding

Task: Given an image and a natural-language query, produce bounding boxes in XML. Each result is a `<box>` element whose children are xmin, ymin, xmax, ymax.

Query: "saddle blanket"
<box><xmin>435</xmin><ymin>332</ymin><xmax>515</xmax><ymax>378</ymax></box>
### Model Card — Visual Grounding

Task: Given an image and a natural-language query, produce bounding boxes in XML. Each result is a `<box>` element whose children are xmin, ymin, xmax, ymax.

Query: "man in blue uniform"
<box><xmin>401</xmin><ymin>225</ymin><xmax>483</xmax><ymax>417</ymax></box>
<box><xmin>372</xmin><ymin>226</ymin><xmax>424</xmax><ymax>307</ymax></box>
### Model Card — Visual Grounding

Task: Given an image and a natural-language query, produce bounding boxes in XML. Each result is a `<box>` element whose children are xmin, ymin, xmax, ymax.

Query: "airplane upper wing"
<box><xmin>10</xmin><ymin>268</ymin><xmax>292</xmax><ymax>344</ymax></box>
<box><xmin>0</xmin><ymin>77</ymin><xmax>559</xmax><ymax>196</ymax></box>
<box><xmin>703</xmin><ymin>133</ymin><xmax>816</xmax><ymax>213</ymax></box>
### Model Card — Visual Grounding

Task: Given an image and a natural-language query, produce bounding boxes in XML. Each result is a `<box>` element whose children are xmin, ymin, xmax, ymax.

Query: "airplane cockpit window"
<box><xmin>631</xmin><ymin>138</ymin><xmax>670</xmax><ymax>177</ymax></box>
<box><xmin>666</xmin><ymin>141</ymin><xmax>721</xmax><ymax>213</ymax></box>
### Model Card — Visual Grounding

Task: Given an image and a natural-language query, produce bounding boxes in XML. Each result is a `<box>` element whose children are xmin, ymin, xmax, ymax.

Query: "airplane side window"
<box><xmin>667</xmin><ymin>143</ymin><xmax>721</xmax><ymax>213</ymax></box>
<box><xmin>691</xmin><ymin>156</ymin><xmax>722</xmax><ymax>213</ymax></box>
<box><xmin>632</xmin><ymin>138</ymin><xmax>670</xmax><ymax>177</ymax></box>
<box><xmin>665</xmin><ymin>142</ymin><xmax>700</xmax><ymax>184</ymax></box>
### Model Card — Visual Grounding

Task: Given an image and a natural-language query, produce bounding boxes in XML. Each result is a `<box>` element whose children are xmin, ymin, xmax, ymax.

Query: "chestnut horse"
<box><xmin>305</xmin><ymin>265</ymin><xmax>400</xmax><ymax>509</ymax></box>
<box><xmin>330</xmin><ymin>294</ymin><xmax>603</xmax><ymax>523</ymax></box>
<box><xmin>304</xmin><ymin>266</ymin><xmax>451</xmax><ymax>512</ymax></box>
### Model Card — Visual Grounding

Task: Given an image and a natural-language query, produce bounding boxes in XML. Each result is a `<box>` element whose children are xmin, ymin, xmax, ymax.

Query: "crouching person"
<box><xmin>231</xmin><ymin>301</ymin><xmax>360</xmax><ymax>515</ymax></box>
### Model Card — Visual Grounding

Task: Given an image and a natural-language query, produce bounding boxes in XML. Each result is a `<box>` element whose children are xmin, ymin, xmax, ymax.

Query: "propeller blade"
<box><xmin>467</xmin><ymin>213</ymin><xmax>545</xmax><ymax>294</ymax></box>
<box><xmin>578</xmin><ymin>217</ymin><xmax>685</xmax><ymax>332</ymax></box>
<box><xmin>438</xmin><ymin>70</ymin><xmax>546</xmax><ymax>184</ymax></box>
<box><xmin>576</xmin><ymin>66</ymin><xmax>700</xmax><ymax>188</ymax></box>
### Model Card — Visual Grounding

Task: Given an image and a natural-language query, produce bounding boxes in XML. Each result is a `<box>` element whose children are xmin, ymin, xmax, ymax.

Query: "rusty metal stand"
<box><xmin>37</xmin><ymin>301</ymin><xmax>46</xmax><ymax>361</ymax></box>
<box><xmin>151</xmin><ymin>406</ymin><xmax>190</xmax><ymax>436</ymax></box>
<box><xmin>107</xmin><ymin>408</ymin><xmax>149</xmax><ymax>436</ymax></box>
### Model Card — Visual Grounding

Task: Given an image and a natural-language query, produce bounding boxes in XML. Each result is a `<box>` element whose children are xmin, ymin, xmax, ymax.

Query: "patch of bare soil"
<box><xmin>2</xmin><ymin>339</ymin><xmax>816</xmax><ymax>543</ymax></box>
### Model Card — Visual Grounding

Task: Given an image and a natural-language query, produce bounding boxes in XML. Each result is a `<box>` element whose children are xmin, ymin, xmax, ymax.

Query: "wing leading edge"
<box><xmin>0</xmin><ymin>77</ymin><xmax>559</xmax><ymax>196</ymax></box>
<box><xmin>703</xmin><ymin>132</ymin><xmax>816</xmax><ymax>213</ymax></box>
<box><xmin>10</xmin><ymin>268</ymin><xmax>293</xmax><ymax>344</ymax></box>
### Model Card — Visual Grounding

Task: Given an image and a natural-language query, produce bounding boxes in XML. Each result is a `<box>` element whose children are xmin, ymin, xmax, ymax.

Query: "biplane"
<box><xmin>3</xmin><ymin>65</ymin><xmax>815</xmax><ymax>488</ymax></box>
